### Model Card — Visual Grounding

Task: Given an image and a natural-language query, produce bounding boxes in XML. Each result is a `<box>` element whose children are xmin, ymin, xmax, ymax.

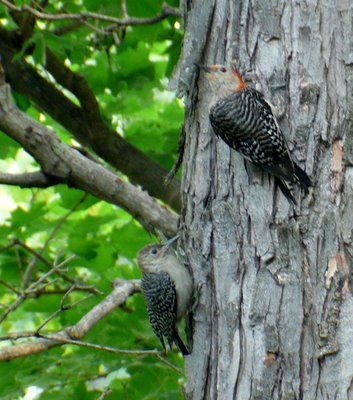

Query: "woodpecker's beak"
<box><xmin>194</xmin><ymin>63</ymin><xmax>213</xmax><ymax>73</ymax></box>
<box><xmin>164</xmin><ymin>235</ymin><xmax>179</xmax><ymax>248</ymax></box>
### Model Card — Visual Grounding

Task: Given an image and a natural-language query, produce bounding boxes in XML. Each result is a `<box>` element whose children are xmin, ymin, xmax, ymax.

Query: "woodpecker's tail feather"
<box><xmin>159</xmin><ymin>336</ymin><xmax>167</xmax><ymax>352</ymax></box>
<box><xmin>173</xmin><ymin>329</ymin><xmax>189</xmax><ymax>356</ymax></box>
<box><xmin>293</xmin><ymin>163</ymin><xmax>311</xmax><ymax>193</ymax></box>
<box><xmin>275</xmin><ymin>177</ymin><xmax>297</xmax><ymax>205</ymax></box>
<box><xmin>276</xmin><ymin>163</ymin><xmax>311</xmax><ymax>205</ymax></box>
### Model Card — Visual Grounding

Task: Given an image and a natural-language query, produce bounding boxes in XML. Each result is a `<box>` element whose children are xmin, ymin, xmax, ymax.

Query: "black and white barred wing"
<box><xmin>210</xmin><ymin>88</ymin><xmax>295</xmax><ymax>180</ymax></box>
<box><xmin>141</xmin><ymin>271</ymin><xmax>177</xmax><ymax>350</ymax></box>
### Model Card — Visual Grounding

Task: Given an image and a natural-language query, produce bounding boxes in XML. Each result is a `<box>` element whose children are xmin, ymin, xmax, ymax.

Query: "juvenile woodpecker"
<box><xmin>137</xmin><ymin>242</ymin><xmax>193</xmax><ymax>356</ymax></box>
<box><xmin>198</xmin><ymin>64</ymin><xmax>311</xmax><ymax>204</ymax></box>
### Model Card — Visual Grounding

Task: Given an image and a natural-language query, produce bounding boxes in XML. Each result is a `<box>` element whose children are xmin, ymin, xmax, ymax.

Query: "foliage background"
<box><xmin>0</xmin><ymin>0</ymin><xmax>185</xmax><ymax>399</ymax></box>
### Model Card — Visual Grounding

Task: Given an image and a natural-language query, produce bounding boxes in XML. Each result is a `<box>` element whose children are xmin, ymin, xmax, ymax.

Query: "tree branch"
<box><xmin>0</xmin><ymin>1</ymin><xmax>181</xmax><ymax>26</ymax></box>
<box><xmin>0</xmin><ymin>245</ymin><xmax>102</xmax><ymax>323</ymax></box>
<box><xmin>0</xmin><ymin>68</ymin><xmax>178</xmax><ymax>238</ymax></box>
<box><xmin>0</xmin><ymin>27</ymin><xmax>182</xmax><ymax>212</ymax></box>
<box><xmin>0</xmin><ymin>171</ymin><xmax>59</xmax><ymax>187</ymax></box>
<box><xmin>0</xmin><ymin>279</ymin><xmax>141</xmax><ymax>361</ymax></box>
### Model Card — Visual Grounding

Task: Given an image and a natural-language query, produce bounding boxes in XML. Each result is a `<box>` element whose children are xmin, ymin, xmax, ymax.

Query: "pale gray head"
<box><xmin>137</xmin><ymin>243</ymin><xmax>175</xmax><ymax>274</ymax></box>
<box><xmin>197</xmin><ymin>64</ymin><xmax>246</xmax><ymax>99</ymax></box>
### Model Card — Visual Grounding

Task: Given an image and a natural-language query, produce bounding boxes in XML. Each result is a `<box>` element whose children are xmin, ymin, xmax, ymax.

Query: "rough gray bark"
<box><xmin>176</xmin><ymin>1</ymin><xmax>353</xmax><ymax>399</ymax></box>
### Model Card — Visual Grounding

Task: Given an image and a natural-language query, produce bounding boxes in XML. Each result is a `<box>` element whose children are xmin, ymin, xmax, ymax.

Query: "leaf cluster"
<box><xmin>0</xmin><ymin>0</ymin><xmax>185</xmax><ymax>398</ymax></box>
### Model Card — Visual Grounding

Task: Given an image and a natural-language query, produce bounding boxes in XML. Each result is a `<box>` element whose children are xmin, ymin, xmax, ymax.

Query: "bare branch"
<box><xmin>0</xmin><ymin>279</ymin><xmax>21</xmax><ymax>295</ymax></box>
<box><xmin>154</xmin><ymin>353</ymin><xmax>183</xmax><ymax>374</ymax></box>
<box><xmin>0</xmin><ymin>27</ymin><xmax>182</xmax><ymax>212</ymax></box>
<box><xmin>26</xmin><ymin>255</ymin><xmax>76</xmax><ymax>292</ymax></box>
<box><xmin>0</xmin><ymin>239</ymin><xmax>103</xmax><ymax>325</ymax></box>
<box><xmin>38</xmin><ymin>335</ymin><xmax>157</xmax><ymax>355</ymax></box>
<box><xmin>97</xmin><ymin>388</ymin><xmax>113</xmax><ymax>400</ymax></box>
<box><xmin>30</xmin><ymin>286</ymin><xmax>103</xmax><ymax>297</ymax></box>
<box><xmin>0</xmin><ymin>1</ymin><xmax>180</xmax><ymax>26</ymax></box>
<box><xmin>68</xmin><ymin>279</ymin><xmax>140</xmax><ymax>338</ymax></box>
<box><xmin>11</xmin><ymin>239</ymin><xmax>102</xmax><ymax>294</ymax></box>
<box><xmin>0</xmin><ymin>294</ymin><xmax>25</xmax><ymax>325</ymax></box>
<box><xmin>35</xmin><ymin>289</ymin><xmax>93</xmax><ymax>333</ymax></box>
<box><xmin>12</xmin><ymin>239</ymin><xmax>52</xmax><ymax>269</ymax></box>
<box><xmin>0</xmin><ymin>171</ymin><xmax>59</xmax><ymax>187</ymax></box>
<box><xmin>121</xmin><ymin>0</ymin><xmax>128</xmax><ymax>19</ymax></box>
<box><xmin>0</xmin><ymin>279</ymin><xmax>140</xmax><ymax>361</ymax></box>
<box><xmin>37</xmin><ymin>335</ymin><xmax>182</xmax><ymax>373</ymax></box>
<box><xmin>0</xmin><ymin>331</ymin><xmax>35</xmax><ymax>341</ymax></box>
<box><xmin>0</xmin><ymin>68</ymin><xmax>178</xmax><ymax>238</ymax></box>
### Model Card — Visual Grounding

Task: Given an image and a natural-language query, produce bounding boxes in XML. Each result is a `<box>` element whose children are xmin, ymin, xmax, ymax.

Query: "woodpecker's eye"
<box><xmin>151</xmin><ymin>248</ymin><xmax>158</xmax><ymax>255</ymax></box>
<box><xmin>220</xmin><ymin>67</ymin><xmax>226</xmax><ymax>72</ymax></box>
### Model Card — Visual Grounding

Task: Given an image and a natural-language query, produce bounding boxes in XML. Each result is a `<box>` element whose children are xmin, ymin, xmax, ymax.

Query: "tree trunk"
<box><xmin>175</xmin><ymin>1</ymin><xmax>353</xmax><ymax>399</ymax></box>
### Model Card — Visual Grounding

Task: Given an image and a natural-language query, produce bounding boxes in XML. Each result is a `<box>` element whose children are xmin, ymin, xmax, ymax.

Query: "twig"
<box><xmin>26</xmin><ymin>278</ymin><xmax>60</xmax><ymax>296</ymax></box>
<box><xmin>121</xmin><ymin>0</ymin><xmax>127</xmax><ymax>19</ymax></box>
<box><xmin>0</xmin><ymin>280</ymin><xmax>141</xmax><ymax>361</ymax></box>
<box><xmin>0</xmin><ymin>1</ymin><xmax>181</xmax><ymax>26</ymax></box>
<box><xmin>0</xmin><ymin>331</ymin><xmax>182</xmax><ymax>374</ymax></box>
<box><xmin>39</xmin><ymin>334</ymin><xmax>160</xmax><ymax>355</ymax></box>
<box><xmin>0</xmin><ymin>246</ymin><xmax>99</xmax><ymax>324</ymax></box>
<box><xmin>96</xmin><ymin>388</ymin><xmax>112</xmax><ymax>400</ymax></box>
<box><xmin>155</xmin><ymin>353</ymin><xmax>183</xmax><ymax>374</ymax></box>
<box><xmin>29</xmin><ymin>286</ymin><xmax>102</xmax><ymax>297</ymax></box>
<box><xmin>26</xmin><ymin>254</ymin><xmax>76</xmax><ymax>292</ymax></box>
<box><xmin>45</xmin><ymin>194</ymin><xmax>88</xmax><ymax>250</ymax></box>
<box><xmin>10</xmin><ymin>240</ymin><xmax>85</xmax><ymax>289</ymax></box>
<box><xmin>37</xmin><ymin>335</ymin><xmax>182</xmax><ymax>373</ymax></box>
<box><xmin>0</xmin><ymin>331</ymin><xmax>36</xmax><ymax>341</ymax></box>
<box><xmin>0</xmin><ymin>242</ymin><xmax>18</xmax><ymax>253</ymax></box>
<box><xmin>22</xmin><ymin>193</ymin><xmax>88</xmax><ymax>287</ymax></box>
<box><xmin>35</xmin><ymin>290</ymin><xmax>93</xmax><ymax>333</ymax></box>
<box><xmin>0</xmin><ymin>294</ymin><xmax>25</xmax><ymax>324</ymax></box>
<box><xmin>0</xmin><ymin>279</ymin><xmax>21</xmax><ymax>295</ymax></box>
<box><xmin>0</xmin><ymin>171</ymin><xmax>60</xmax><ymax>188</ymax></box>
<box><xmin>12</xmin><ymin>239</ymin><xmax>53</xmax><ymax>269</ymax></box>
<box><xmin>34</xmin><ymin>309</ymin><xmax>62</xmax><ymax>333</ymax></box>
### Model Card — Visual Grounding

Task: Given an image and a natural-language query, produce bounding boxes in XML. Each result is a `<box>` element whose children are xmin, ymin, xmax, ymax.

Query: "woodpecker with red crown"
<box><xmin>197</xmin><ymin>64</ymin><xmax>311</xmax><ymax>204</ymax></box>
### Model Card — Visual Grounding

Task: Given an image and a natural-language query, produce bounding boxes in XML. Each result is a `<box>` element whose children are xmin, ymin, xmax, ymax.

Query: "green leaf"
<box><xmin>0</xmin><ymin>1</ymin><xmax>184</xmax><ymax>397</ymax></box>
<box><xmin>0</xmin><ymin>132</ymin><xmax>21</xmax><ymax>158</ymax></box>
<box><xmin>32</xmin><ymin>32</ymin><xmax>46</xmax><ymax>65</ymax></box>
<box><xmin>111</xmin><ymin>221</ymin><xmax>151</xmax><ymax>260</ymax></box>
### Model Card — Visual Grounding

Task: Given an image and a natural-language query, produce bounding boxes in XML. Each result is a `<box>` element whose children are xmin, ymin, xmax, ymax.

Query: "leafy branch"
<box><xmin>0</xmin><ymin>26</ymin><xmax>182</xmax><ymax>212</ymax></box>
<box><xmin>0</xmin><ymin>1</ymin><xmax>181</xmax><ymax>26</ymax></box>
<box><xmin>0</xmin><ymin>62</ymin><xmax>178</xmax><ymax>237</ymax></box>
<box><xmin>0</xmin><ymin>279</ymin><xmax>138</xmax><ymax>360</ymax></box>
<box><xmin>0</xmin><ymin>240</ymin><xmax>101</xmax><ymax>324</ymax></box>
<box><xmin>0</xmin><ymin>277</ymin><xmax>181</xmax><ymax>373</ymax></box>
